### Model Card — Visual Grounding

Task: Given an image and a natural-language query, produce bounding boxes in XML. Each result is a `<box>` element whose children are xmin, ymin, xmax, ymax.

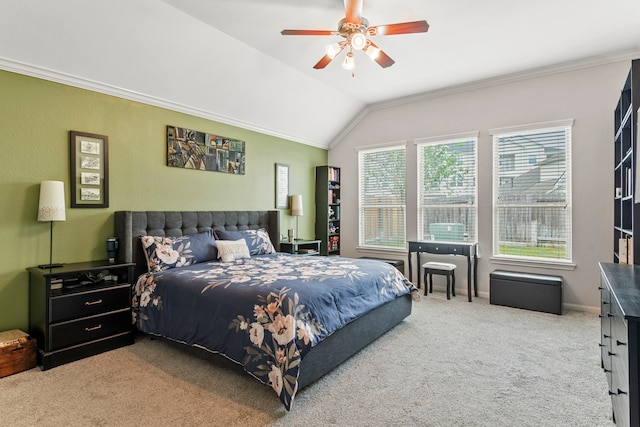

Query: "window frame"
<box><xmin>415</xmin><ymin>132</ymin><xmax>479</xmax><ymax>244</ymax></box>
<box><xmin>357</xmin><ymin>143</ymin><xmax>407</xmax><ymax>251</ymax></box>
<box><xmin>490</xmin><ymin>119</ymin><xmax>574</xmax><ymax>266</ymax></box>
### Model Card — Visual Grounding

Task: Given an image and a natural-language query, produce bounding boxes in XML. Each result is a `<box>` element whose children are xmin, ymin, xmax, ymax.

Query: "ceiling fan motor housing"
<box><xmin>339</xmin><ymin>18</ymin><xmax>369</xmax><ymax>50</ymax></box>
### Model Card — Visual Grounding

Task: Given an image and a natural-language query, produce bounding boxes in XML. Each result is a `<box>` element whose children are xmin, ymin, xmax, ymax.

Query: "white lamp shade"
<box><xmin>38</xmin><ymin>180</ymin><xmax>66</xmax><ymax>222</ymax></box>
<box><xmin>290</xmin><ymin>194</ymin><xmax>303</xmax><ymax>217</ymax></box>
<box><xmin>342</xmin><ymin>52</ymin><xmax>355</xmax><ymax>71</ymax></box>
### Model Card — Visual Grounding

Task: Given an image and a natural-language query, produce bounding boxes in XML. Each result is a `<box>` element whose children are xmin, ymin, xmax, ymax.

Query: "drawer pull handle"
<box><xmin>85</xmin><ymin>299</ymin><xmax>103</xmax><ymax>306</ymax></box>
<box><xmin>618</xmin><ymin>389</ymin><xmax>628</xmax><ymax>395</ymax></box>
<box><xmin>85</xmin><ymin>324</ymin><xmax>102</xmax><ymax>332</ymax></box>
<box><xmin>604</xmin><ymin>334</ymin><xmax>611</xmax><ymax>339</ymax></box>
<box><xmin>608</xmin><ymin>351</ymin><xmax>617</xmax><ymax>356</ymax></box>
<box><xmin>617</xmin><ymin>340</ymin><xmax>627</xmax><ymax>346</ymax></box>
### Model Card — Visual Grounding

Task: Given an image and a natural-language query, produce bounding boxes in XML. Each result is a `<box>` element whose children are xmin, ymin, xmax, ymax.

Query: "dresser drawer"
<box><xmin>49</xmin><ymin>309</ymin><xmax>131</xmax><ymax>350</ymax></box>
<box><xmin>50</xmin><ymin>285</ymin><xmax>130</xmax><ymax>323</ymax></box>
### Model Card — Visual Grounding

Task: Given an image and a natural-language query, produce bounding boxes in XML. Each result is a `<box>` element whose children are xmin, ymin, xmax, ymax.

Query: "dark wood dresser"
<box><xmin>27</xmin><ymin>260</ymin><xmax>135</xmax><ymax>370</ymax></box>
<box><xmin>599</xmin><ymin>262</ymin><xmax>640</xmax><ymax>427</ymax></box>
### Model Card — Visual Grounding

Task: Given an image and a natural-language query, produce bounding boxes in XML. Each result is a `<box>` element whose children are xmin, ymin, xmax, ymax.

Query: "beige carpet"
<box><xmin>0</xmin><ymin>295</ymin><xmax>613</xmax><ymax>426</ymax></box>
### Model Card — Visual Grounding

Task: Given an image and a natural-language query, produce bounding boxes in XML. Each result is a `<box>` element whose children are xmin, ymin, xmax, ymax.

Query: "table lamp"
<box><xmin>37</xmin><ymin>180</ymin><xmax>66</xmax><ymax>269</ymax></box>
<box><xmin>290</xmin><ymin>194</ymin><xmax>303</xmax><ymax>240</ymax></box>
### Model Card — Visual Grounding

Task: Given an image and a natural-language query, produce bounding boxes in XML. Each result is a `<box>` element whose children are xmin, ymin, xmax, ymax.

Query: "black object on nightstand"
<box><xmin>27</xmin><ymin>260</ymin><xmax>135</xmax><ymax>370</ymax></box>
<box><xmin>280</xmin><ymin>239</ymin><xmax>321</xmax><ymax>255</ymax></box>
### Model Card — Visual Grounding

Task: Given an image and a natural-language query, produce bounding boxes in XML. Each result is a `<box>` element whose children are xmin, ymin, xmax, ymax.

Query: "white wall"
<box><xmin>329</xmin><ymin>60</ymin><xmax>632</xmax><ymax>311</ymax></box>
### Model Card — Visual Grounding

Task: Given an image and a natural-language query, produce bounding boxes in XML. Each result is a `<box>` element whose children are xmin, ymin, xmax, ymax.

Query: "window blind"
<box><xmin>358</xmin><ymin>145</ymin><xmax>406</xmax><ymax>249</ymax></box>
<box><xmin>417</xmin><ymin>137</ymin><xmax>477</xmax><ymax>242</ymax></box>
<box><xmin>492</xmin><ymin>124</ymin><xmax>572</xmax><ymax>261</ymax></box>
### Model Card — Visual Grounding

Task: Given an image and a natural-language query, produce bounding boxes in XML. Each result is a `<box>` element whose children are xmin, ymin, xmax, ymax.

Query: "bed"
<box><xmin>114</xmin><ymin>210</ymin><xmax>413</xmax><ymax>410</ymax></box>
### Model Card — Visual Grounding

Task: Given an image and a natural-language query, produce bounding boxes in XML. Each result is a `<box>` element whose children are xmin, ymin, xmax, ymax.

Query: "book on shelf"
<box><xmin>620</xmin><ymin>238</ymin><xmax>628</xmax><ymax>263</ymax></box>
<box><xmin>620</xmin><ymin>237</ymin><xmax>631</xmax><ymax>264</ymax></box>
<box><xmin>327</xmin><ymin>167</ymin><xmax>340</xmax><ymax>182</ymax></box>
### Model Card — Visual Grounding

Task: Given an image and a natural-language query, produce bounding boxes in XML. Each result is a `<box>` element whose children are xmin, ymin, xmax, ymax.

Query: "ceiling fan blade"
<box><xmin>313</xmin><ymin>54</ymin><xmax>335</xmax><ymax>69</ymax></box>
<box><xmin>367</xmin><ymin>41</ymin><xmax>395</xmax><ymax>68</ymax></box>
<box><xmin>281</xmin><ymin>29</ymin><xmax>337</xmax><ymax>36</ymax></box>
<box><xmin>368</xmin><ymin>20</ymin><xmax>429</xmax><ymax>36</ymax></box>
<box><xmin>344</xmin><ymin>0</ymin><xmax>363</xmax><ymax>25</ymax></box>
<box><xmin>374</xmin><ymin>50</ymin><xmax>395</xmax><ymax>68</ymax></box>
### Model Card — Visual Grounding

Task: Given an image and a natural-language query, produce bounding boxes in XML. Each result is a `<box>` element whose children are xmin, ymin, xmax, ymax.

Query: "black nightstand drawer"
<box><xmin>50</xmin><ymin>285</ymin><xmax>130</xmax><ymax>323</ymax></box>
<box><xmin>49</xmin><ymin>310</ymin><xmax>131</xmax><ymax>350</ymax></box>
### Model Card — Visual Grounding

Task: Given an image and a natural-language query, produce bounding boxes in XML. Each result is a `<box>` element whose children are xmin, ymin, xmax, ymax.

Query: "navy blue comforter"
<box><xmin>132</xmin><ymin>254</ymin><xmax>412</xmax><ymax>410</ymax></box>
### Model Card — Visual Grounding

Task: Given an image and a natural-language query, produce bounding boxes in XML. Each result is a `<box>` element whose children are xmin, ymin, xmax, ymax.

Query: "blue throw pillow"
<box><xmin>214</xmin><ymin>228</ymin><xmax>276</xmax><ymax>256</ymax></box>
<box><xmin>140</xmin><ymin>230</ymin><xmax>218</xmax><ymax>272</ymax></box>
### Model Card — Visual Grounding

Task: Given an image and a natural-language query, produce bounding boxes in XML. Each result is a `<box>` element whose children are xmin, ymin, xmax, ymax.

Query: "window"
<box><xmin>417</xmin><ymin>133</ymin><xmax>478</xmax><ymax>243</ymax></box>
<box><xmin>358</xmin><ymin>144</ymin><xmax>406</xmax><ymax>249</ymax></box>
<box><xmin>492</xmin><ymin>120</ymin><xmax>573</xmax><ymax>262</ymax></box>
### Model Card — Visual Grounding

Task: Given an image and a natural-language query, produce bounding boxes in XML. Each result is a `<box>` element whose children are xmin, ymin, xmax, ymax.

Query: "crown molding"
<box><xmin>370</xmin><ymin>48</ymin><xmax>640</xmax><ymax>111</ymax></box>
<box><xmin>0</xmin><ymin>57</ymin><xmax>328</xmax><ymax>150</ymax></box>
<box><xmin>329</xmin><ymin>48</ymin><xmax>640</xmax><ymax>149</ymax></box>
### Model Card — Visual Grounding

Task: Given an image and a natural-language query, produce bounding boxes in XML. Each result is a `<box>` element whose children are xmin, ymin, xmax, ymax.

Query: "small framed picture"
<box><xmin>70</xmin><ymin>131</ymin><xmax>109</xmax><ymax>208</ymax></box>
<box><xmin>275</xmin><ymin>163</ymin><xmax>289</xmax><ymax>209</ymax></box>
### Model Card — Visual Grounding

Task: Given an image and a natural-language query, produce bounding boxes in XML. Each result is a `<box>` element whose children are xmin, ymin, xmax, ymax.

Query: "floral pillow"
<box><xmin>215</xmin><ymin>228</ymin><xmax>276</xmax><ymax>256</ymax></box>
<box><xmin>216</xmin><ymin>239</ymin><xmax>251</xmax><ymax>262</ymax></box>
<box><xmin>140</xmin><ymin>230</ymin><xmax>218</xmax><ymax>272</ymax></box>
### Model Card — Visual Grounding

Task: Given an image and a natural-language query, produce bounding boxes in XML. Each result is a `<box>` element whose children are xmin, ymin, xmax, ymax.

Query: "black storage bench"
<box><xmin>490</xmin><ymin>270</ymin><xmax>562</xmax><ymax>315</ymax></box>
<box><xmin>359</xmin><ymin>257</ymin><xmax>405</xmax><ymax>275</ymax></box>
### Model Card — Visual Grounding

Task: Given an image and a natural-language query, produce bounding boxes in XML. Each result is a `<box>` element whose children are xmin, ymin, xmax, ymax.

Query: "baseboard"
<box><xmin>417</xmin><ymin>282</ymin><xmax>600</xmax><ymax>314</ymax></box>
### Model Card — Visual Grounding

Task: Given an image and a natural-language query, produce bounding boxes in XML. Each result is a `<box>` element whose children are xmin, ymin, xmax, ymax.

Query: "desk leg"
<box><xmin>417</xmin><ymin>253</ymin><xmax>422</xmax><ymax>289</ymax></box>
<box><xmin>473</xmin><ymin>253</ymin><xmax>478</xmax><ymax>297</ymax></box>
<box><xmin>407</xmin><ymin>251</ymin><xmax>413</xmax><ymax>284</ymax></box>
<box><xmin>467</xmin><ymin>255</ymin><xmax>472</xmax><ymax>302</ymax></box>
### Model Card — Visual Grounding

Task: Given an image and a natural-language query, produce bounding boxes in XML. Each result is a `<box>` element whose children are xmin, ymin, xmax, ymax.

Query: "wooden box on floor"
<box><xmin>0</xmin><ymin>329</ymin><xmax>37</xmax><ymax>377</ymax></box>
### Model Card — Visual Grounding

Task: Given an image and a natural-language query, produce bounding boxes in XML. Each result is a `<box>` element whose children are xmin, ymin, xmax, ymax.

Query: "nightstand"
<box><xmin>280</xmin><ymin>239</ymin><xmax>321</xmax><ymax>255</ymax></box>
<box><xmin>27</xmin><ymin>260</ymin><xmax>135</xmax><ymax>370</ymax></box>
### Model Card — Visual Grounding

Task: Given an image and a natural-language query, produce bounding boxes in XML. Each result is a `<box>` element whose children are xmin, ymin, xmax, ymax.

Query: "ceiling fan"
<box><xmin>281</xmin><ymin>0</ymin><xmax>429</xmax><ymax>72</ymax></box>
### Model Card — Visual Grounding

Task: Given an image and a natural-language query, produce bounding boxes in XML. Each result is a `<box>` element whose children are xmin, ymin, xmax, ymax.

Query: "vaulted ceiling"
<box><xmin>1</xmin><ymin>0</ymin><xmax>639</xmax><ymax>148</ymax></box>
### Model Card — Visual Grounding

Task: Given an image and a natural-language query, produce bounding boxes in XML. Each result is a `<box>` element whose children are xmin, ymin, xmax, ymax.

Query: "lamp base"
<box><xmin>38</xmin><ymin>263</ymin><xmax>64</xmax><ymax>269</ymax></box>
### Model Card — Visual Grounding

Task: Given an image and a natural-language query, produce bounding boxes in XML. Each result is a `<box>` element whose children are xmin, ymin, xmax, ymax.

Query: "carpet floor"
<box><xmin>0</xmin><ymin>294</ymin><xmax>613</xmax><ymax>426</ymax></box>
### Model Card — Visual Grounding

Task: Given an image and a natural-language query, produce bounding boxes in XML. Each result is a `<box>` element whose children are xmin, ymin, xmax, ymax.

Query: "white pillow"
<box><xmin>216</xmin><ymin>239</ymin><xmax>251</xmax><ymax>262</ymax></box>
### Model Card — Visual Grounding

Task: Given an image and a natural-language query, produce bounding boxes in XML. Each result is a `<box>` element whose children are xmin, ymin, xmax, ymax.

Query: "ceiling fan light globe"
<box><xmin>342</xmin><ymin>52</ymin><xmax>355</xmax><ymax>70</ymax></box>
<box><xmin>365</xmin><ymin>45</ymin><xmax>380</xmax><ymax>61</ymax></box>
<box><xmin>325</xmin><ymin>43</ymin><xmax>342</xmax><ymax>59</ymax></box>
<box><xmin>350</xmin><ymin>32</ymin><xmax>367</xmax><ymax>50</ymax></box>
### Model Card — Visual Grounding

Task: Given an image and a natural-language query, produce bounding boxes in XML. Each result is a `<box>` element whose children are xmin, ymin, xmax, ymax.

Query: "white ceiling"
<box><xmin>1</xmin><ymin>0</ymin><xmax>640</xmax><ymax>148</ymax></box>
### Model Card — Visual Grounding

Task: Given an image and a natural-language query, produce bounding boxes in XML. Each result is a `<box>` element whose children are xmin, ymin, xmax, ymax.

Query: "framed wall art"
<box><xmin>166</xmin><ymin>125</ymin><xmax>245</xmax><ymax>174</ymax></box>
<box><xmin>70</xmin><ymin>131</ymin><xmax>109</xmax><ymax>208</ymax></box>
<box><xmin>275</xmin><ymin>163</ymin><xmax>289</xmax><ymax>209</ymax></box>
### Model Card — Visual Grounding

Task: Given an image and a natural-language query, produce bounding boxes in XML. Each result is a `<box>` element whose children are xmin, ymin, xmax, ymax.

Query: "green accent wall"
<box><xmin>0</xmin><ymin>69</ymin><xmax>327</xmax><ymax>331</ymax></box>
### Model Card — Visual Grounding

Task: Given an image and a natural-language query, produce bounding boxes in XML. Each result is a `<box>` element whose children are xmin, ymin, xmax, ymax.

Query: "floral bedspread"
<box><xmin>132</xmin><ymin>254</ymin><xmax>413</xmax><ymax>410</ymax></box>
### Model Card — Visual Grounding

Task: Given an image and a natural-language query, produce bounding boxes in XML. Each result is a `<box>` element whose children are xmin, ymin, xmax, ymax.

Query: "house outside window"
<box><xmin>492</xmin><ymin>120</ymin><xmax>573</xmax><ymax>262</ymax></box>
<box><xmin>358</xmin><ymin>144</ymin><xmax>406</xmax><ymax>249</ymax></box>
<box><xmin>416</xmin><ymin>133</ymin><xmax>478</xmax><ymax>243</ymax></box>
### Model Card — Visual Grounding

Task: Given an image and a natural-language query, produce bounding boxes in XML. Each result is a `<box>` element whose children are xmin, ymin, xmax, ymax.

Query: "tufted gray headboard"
<box><xmin>114</xmin><ymin>210</ymin><xmax>280</xmax><ymax>278</ymax></box>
